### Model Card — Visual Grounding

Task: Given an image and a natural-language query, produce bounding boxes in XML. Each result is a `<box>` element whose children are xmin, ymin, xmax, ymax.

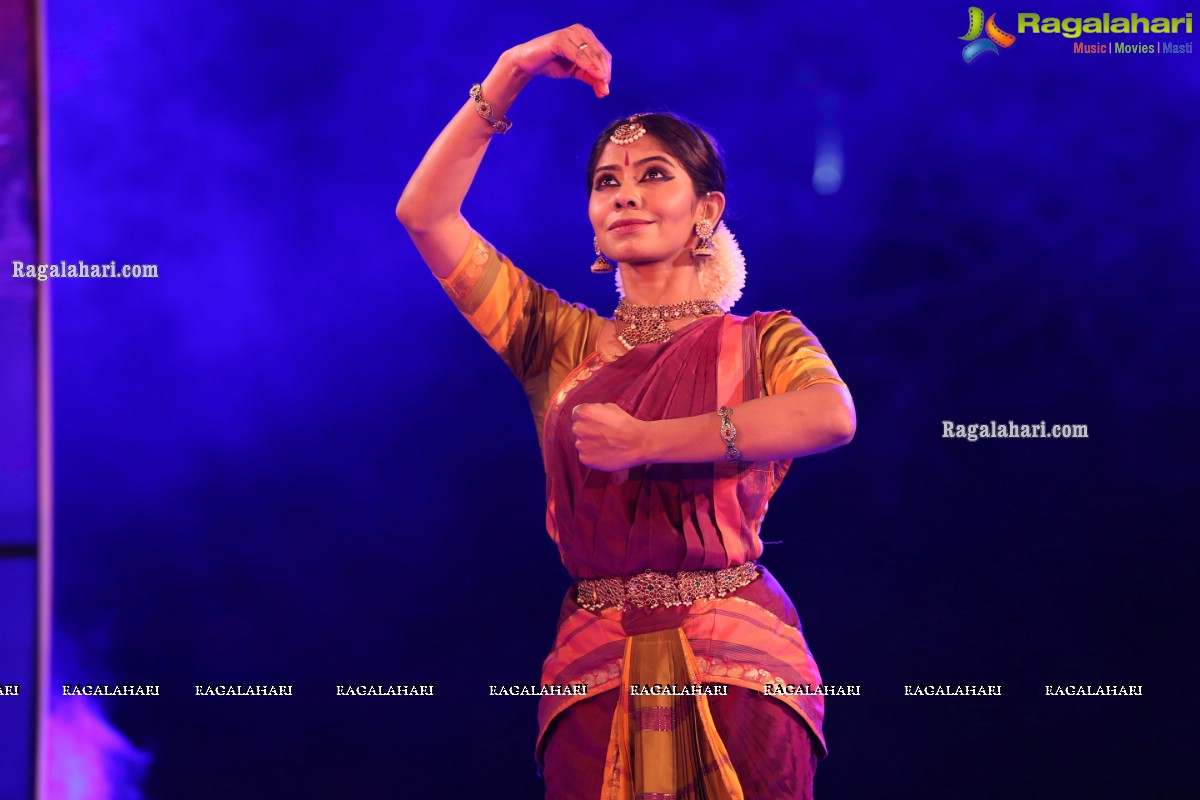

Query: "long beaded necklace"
<box><xmin>613</xmin><ymin>297</ymin><xmax>723</xmax><ymax>351</ymax></box>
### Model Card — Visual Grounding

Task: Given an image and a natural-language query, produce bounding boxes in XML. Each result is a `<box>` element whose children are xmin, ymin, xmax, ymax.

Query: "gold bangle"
<box><xmin>469</xmin><ymin>83</ymin><xmax>512</xmax><ymax>134</ymax></box>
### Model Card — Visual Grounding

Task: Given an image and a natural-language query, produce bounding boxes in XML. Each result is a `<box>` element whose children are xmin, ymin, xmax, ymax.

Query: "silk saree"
<box><xmin>438</xmin><ymin>233</ymin><xmax>848</xmax><ymax>799</ymax></box>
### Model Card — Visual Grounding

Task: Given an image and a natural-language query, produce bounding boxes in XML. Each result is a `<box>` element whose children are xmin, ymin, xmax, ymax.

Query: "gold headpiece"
<box><xmin>610</xmin><ymin>114</ymin><xmax>646</xmax><ymax>145</ymax></box>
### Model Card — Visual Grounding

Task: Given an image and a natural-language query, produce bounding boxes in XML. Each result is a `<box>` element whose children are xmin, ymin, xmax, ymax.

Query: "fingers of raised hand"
<box><xmin>572</xmin><ymin>25</ymin><xmax>612</xmax><ymax>76</ymax></box>
<box><xmin>561</xmin><ymin>24</ymin><xmax>611</xmax><ymax>95</ymax></box>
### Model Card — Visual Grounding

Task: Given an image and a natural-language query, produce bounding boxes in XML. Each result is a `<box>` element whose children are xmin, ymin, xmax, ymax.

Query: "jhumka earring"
<box><xmin>692</xmin><ymin>219</ymin><xmax>715</xmax><ymax>258</ymax></box>
<box><xmin>591</xmin><ymin>236</ymin><xmax>613</xmax><ymax>273</ymax></box>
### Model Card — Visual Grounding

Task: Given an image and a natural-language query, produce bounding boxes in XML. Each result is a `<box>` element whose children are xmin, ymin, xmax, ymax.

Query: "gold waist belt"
<box><xmin>575</xmin><ymin>561</ymin><xmax>759</xmax><ymax>612</ymax></box>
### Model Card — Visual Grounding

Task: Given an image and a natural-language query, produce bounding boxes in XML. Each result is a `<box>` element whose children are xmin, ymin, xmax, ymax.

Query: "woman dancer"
<box><xmin>396</xmin><ymin>24</ymin><xmax>855</xmax><ymax>800</ymax></box>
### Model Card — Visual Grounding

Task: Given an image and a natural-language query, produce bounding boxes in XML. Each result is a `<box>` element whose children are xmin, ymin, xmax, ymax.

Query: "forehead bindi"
<box><xmin>596</xmin><ymin>140</ymin><xmax>679</xmax><ymax>173</ymax></box>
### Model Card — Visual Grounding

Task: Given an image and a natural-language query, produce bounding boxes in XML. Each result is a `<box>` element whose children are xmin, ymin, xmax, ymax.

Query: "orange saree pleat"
<box><xmin>602</xmin><ymin>628</ymin><xmax>743</xmax><ymax>800</ymax></box>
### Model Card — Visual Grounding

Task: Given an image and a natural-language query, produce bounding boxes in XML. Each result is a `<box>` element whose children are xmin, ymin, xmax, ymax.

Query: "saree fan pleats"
<box><xmin>603</xmin><ymin>628</ymin><xmax>742</xmax><ymax>800</ymax></box>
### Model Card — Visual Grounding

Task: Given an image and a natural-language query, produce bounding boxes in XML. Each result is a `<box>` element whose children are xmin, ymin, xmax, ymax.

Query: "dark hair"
<box><xmin>585</xmin><ymin>112</ymin><xmax>727</xmax><ymax>206</ymax></box>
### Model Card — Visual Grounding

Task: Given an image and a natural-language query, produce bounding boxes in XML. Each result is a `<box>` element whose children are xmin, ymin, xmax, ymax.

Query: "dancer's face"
<box><xmin>589</xmin><ymin>135</ymin><xmax>711</xmax><ymax>267</ymax></box>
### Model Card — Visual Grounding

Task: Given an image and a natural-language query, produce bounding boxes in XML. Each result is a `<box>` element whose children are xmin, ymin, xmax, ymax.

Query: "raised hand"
<box><xmin>507</xmin><ymin>24</ymin><xmax>612</xmax><ymax>97</ymax></box>
<box><xmin>396</xmin><ymin>23</ymin><xmax>613</xmax><ymax>280</ymax></box>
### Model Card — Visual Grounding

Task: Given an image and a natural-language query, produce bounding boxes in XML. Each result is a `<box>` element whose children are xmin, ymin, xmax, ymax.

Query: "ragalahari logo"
<box><xmin>960</xmin><ymin>7</ymin><xmax>1017</xmax><ymax>62</ymax></box>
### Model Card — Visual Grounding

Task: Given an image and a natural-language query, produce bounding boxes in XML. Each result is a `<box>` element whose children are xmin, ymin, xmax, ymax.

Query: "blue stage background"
<box><xmin>46</xmin><ymin>1</ymin><xmax>1197</xmax><ymax>797</ymax></box>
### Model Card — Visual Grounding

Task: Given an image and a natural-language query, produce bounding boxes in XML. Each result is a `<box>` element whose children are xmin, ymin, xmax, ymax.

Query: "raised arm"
<box><xmin>395</xmin><ymin>25</ymin><xmax>612</xmax><ymax>278</ymax></box>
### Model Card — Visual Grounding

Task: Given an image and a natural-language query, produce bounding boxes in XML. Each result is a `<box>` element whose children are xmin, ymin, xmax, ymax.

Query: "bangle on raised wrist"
<box><xmin>469</xmin><ymin>83</ymin><xmax>512</xmax><ymax>134</ymax></box>
<box><xmin>717</xmin><ymin>405</ymin><xmax>741</xmax><ymax>462</ymax></box>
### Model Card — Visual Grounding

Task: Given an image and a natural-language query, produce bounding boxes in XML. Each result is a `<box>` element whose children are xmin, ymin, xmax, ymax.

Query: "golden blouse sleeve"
<box><xmin>758</xmin><ymin>311</ymin><xmax>847</xmax><ymax>396</ymax></box>
<box><xmin>437</xmin><ymin>233</ymin><xmax>601</xmax><ymax>438</ymax></box>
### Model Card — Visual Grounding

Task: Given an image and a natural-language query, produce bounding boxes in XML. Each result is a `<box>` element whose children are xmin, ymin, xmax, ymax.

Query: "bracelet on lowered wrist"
<box><xmin>717</xmin><ymin>405</ymin><xmax>741</xmax><ymax>462</ymax></box>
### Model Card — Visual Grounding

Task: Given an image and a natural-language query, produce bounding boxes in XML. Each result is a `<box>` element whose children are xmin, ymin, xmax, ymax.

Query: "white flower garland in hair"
<box><xmin>697</xmin><ymin>222</ymin><xmax>746</xmax><ymax>313</ymax></box>
<box><xmin>614</xmin><ymin>221</ymin><xmax>746</xmax><ymax>312</ymax></box>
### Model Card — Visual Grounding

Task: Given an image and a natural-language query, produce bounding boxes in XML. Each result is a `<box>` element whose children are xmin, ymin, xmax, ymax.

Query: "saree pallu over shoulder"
<box><xmin>543</xmin><ymin>312</ymin><xmax>817</xmax><ymax>579</ymax></box>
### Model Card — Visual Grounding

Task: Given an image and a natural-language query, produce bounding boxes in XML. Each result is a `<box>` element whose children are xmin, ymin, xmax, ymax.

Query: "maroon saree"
<box><xmin>438</xmin><ymin>234</ymin><xmax>848</xmax><ymax>799</ymax></box>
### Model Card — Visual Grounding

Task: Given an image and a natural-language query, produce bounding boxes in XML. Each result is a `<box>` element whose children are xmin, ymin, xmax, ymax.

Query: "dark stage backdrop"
<box><xmin>43</xmin><ymin>1</ymin><xmax>1197</xmax><ymax>798</ymax></box>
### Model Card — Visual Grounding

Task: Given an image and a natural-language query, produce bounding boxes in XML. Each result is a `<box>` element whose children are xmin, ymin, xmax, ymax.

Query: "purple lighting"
<box><xmin>48</xmin><ymin>695</ymin><xmax>149</xmax><ymax>800</ymax></box>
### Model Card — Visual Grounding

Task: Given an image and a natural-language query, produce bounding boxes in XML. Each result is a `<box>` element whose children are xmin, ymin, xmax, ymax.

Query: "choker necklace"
<box><xmin>613</xmin><ymin>297</ymin><xmax>723</xmax><ymax>350</ymax></box>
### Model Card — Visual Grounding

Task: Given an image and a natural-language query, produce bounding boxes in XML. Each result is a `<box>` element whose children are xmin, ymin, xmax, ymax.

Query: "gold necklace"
<box><xmin>613</xmin><ymin>297</ymin><xmax>723</xmax><ymax>350</ymax></box>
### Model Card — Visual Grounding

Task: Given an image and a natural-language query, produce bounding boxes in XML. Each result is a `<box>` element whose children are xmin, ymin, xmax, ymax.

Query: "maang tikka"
<box><xmin>609</xmin><ymin>114</ymin><xmax>646</xmax><ymax>145</ymax></box>
<box><xmin>591</xmin><ymin>236</ymin><xmax>613</xmax><ymax>273</ymax></box>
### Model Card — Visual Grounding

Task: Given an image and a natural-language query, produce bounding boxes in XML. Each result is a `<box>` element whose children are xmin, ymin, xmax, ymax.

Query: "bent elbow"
<box><xmin>395</xmin><ymin>187</ymin><xmax>431</xmax><ymax>231</ymax></box>
<box><xmin>395</xmin><ymin>198</ymin><xmax>418</xmax><ymax>230</ymax></box>
<box><xmin>837</xmin><ymin>417</ymin><xmax>856</xmax><ymax>447</ymax></box>
<box><xmin>396</xmin><ymin>200</ymin><xmax>453</xmax><ymax>238</ymax></box>
<box><xmin>828</xmin><ymin>404</ymin><xmax>856</xmax><ymax>448</ymax></box>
